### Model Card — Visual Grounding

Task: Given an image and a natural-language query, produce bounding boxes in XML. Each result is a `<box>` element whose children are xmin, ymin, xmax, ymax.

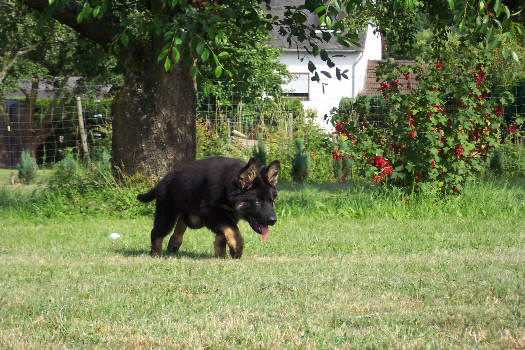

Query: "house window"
<box><xmin>283</xmin><ymin>73</ymin><xmax>310</xmax><ymax>100</ymax></box>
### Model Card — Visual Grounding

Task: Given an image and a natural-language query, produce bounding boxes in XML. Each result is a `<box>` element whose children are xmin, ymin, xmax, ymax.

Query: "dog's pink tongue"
<box><xmin>261</xmin><ymin>226</ymin><xmax>269</xmax><ymax>242</ymax></box>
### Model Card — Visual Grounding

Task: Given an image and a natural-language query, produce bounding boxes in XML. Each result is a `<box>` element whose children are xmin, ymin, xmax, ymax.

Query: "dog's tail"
<box><xmin>137</xmin><ymin>188</ymin><xmax>156</xmax><ymax>203</ymax></box>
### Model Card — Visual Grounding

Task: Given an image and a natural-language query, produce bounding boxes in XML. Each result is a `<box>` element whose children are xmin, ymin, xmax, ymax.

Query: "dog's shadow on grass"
<box><xmin>115</xmin><ymin>248</ymin><xmax>213</xmax><ymax>260</ymax></box>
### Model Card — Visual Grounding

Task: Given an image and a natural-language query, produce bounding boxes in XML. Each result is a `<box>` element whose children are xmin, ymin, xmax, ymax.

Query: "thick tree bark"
<box><xmin>22</xmin><ymin>0</ymin><xmax>198</xmax><ymax>178</ymax></box>
<box><xmin>112</xmin><ymin>52</ymin><xmax>196</xmax><ymax>178</ymax></box>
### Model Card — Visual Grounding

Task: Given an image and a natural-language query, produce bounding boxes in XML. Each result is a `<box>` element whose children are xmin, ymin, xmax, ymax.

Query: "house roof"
<box><xmin>5</xmin><ymin>77</ymin><xmax>112</xmax><ymax>99</ymax></box>
<box><xmin>359</xmin><ymin>59</ymin><xmax>418</xmax><ymax>96</ymax></box>
<box><xmin>265</xmin><ymin>0</ymin><xmax>365</xmax><ymax>52</ymax></box>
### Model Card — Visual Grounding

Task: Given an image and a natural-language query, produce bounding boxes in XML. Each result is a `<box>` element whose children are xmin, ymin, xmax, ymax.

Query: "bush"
<box><xmin>489</xmin><ymin>143</ymin><xmax>525</xmax><ymax>178</ymax></box>
<box><xmin>17</xmin><ymin>151</ymin><xmax>38</xmax><ymax>184</ymax></box>
<box><xmin>331</xmin><ymin>53</ymin><xmax>516</xmax><ymax>194</ymax></box>
<box><xmin>54</xmin><ymin>150</ymin><xmax>78</xmax><ymax>181</ymax></box>
<box><xmin>291</xmin><ymin>138</ymin><xmax>310</xmax><ymax>183</ymax></box>
<box><xmin>252</xmin><ymin>134</ymin><xmax>267</xmax><ymax>167</ymax></box>
<box><xmin>332</xmin><ymin>135</ymin><xmax>353</xmax><ymax>183</ymax></box>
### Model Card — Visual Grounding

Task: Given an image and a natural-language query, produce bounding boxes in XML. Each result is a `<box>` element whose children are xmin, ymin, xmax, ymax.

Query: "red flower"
<box><xmin>494</xmin><ymin>105</ymin><xmax>503</xmax><ymax>116</ymax></box>
<box><xmin>335</xmin><ymin>122</ymin><xmax>343</xmax><ymax>133</ymax></box>
<box><xmin>435</xmin><ymin>58</ymin><xmax>442</xmax><ymax>69</ymax></box>
<box><xmin>380</xmin><ymin>82</ymin><xmax>389</xmax><ymax>93</ymax></box>
<box><xmin>373</xmin><ymin>156</ymin><xmax>388</xmax><ymax>169</ymax></box>
<box><xmin>455</xmin><ymin>144</ymin><xmax>463</xmax><ymax>159</ymax></box>
<box><xmin>383</xmin><ymin>166</ymin><xmax>393</xmax><ymax>175</ymax></box>
<box><xmin>506</xmin><ymin>122</ymin><xmax>518</xmax><ymax>133</ymax></box>
<box><xmin>408</xmin><ymin>130</ymin><xmax>415</xmax><ymax>139</ymax></box>
<box><xmin>431</xmin><ymin>160</ymin><xmax>436</xmax><ymax>167</ymax></box>
<box><xmin>419</xmin><ymin>67</ymin><xmax>425</xmax><ymax>73</ymax></box>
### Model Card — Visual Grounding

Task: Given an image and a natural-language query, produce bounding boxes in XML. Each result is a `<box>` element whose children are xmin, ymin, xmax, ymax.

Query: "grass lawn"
<box><xmin>0</xmin><ymin>181</ymin><xmax>524</xmax><ymax>349</ymax></box>
<box><xmin>0</xmin><ymin>168</ymin><xmax>54</xmax><ymax>187</ymax></box>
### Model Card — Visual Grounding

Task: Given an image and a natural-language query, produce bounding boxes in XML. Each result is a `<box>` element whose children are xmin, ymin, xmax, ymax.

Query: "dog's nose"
<box><xmin>267</xmin><ymin>216</ymin><xmax>277</xmax><ymax>226</ymax></box>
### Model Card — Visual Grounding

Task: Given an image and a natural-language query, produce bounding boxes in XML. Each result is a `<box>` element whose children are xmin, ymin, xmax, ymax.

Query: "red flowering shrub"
<box><xmin>331</xmin><ymin>54</ymin><xmax>516</xmax><ymax>194</ymax></box>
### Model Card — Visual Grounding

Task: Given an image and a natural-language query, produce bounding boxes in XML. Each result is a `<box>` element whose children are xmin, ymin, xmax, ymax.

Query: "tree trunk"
<box><xmin>112</xmin><ymin>55</ymin><xmax>197</xmax><ymax>178</ymax></box>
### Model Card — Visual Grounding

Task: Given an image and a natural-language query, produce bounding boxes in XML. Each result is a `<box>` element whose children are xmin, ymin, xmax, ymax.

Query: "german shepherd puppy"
<box><xmin>137</xmin><ymin>156</ymin><xmax>280</xmax><ymax>258</ymax></box>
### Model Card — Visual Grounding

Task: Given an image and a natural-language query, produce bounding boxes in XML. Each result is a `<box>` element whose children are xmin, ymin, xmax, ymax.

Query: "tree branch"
<box><xmin>21</xmin><ymin>0</ymin><xmax>122</xmax><ymax>47</ymax></box>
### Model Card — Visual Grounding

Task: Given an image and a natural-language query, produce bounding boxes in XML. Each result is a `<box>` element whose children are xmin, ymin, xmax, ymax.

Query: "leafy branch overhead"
<box><xmin>22</xmin><ymin>0</ymin><xmax>524</xmax><ymax>85</ymax></box>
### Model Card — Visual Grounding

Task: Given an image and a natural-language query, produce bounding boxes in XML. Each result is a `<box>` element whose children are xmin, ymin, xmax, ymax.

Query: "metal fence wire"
<box><xmin>1</xmin><ymin>75</ymin><xmax>524</xmax><ymax>169</ymax></box>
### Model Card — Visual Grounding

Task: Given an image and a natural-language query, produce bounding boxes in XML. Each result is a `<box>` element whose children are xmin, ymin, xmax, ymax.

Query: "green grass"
<box><xmin>0</xmin><ymin>181</ymin><xmax>524</xmax><ymax>349</ymax></box>
<box><xmin>0</xmin><ymin>168</ymin><xmax>53</xmax><ymax>186</ymax></box>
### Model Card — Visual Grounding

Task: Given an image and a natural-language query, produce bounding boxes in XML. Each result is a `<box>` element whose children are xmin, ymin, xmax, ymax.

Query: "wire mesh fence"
<box><xmin>1</xmin><ymin>74</ymin><xmax>524</xmax><ymax>169</ymax></box>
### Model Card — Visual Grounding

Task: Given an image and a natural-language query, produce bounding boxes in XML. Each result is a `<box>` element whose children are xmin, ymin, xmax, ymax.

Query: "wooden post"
<box><xmin>288</xmin><ymin>113</ymin><xmax>293</xmax><ymax>142</ymax></box>
<box><xmin>226</xmin><ymin>118</ymin><xmax>231</xmax><ymax>141</ymax></box>
<box><xmin>75</xmin><ymin>96</ymin><xmax>90</xmax><ymax>163</ymax></box>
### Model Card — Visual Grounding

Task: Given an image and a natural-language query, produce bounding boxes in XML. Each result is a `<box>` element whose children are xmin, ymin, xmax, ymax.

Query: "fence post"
<box><xmin>227</xmin><ymin>118</ymin><xmax>231</xmax><ymax>141</ymax></box>
<box><xmin>75</xmin><ymin>96</ymin><xmax>91</xmax><ymax>163</ymax></box>
<box><xmin>288</xmin><ymin>113</ymin><xmax>293</xmax><ymax>142</ymax></box>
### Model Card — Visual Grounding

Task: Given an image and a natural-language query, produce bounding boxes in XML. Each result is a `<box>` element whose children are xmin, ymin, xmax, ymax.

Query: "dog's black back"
<box><xmin>138</xmin><ymin>156</ymin><xmax>280</xmax><ymax>258</ymax></box>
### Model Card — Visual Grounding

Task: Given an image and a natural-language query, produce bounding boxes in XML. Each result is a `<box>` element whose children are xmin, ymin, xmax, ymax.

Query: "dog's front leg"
<box><xmin>214</xmin><ymin>233</ymin><xmax>227</xmax><ymax>258</ymax></box>
<box><xmin>220</xmin><ymin>225</ymin><xmax>244</xmax><ymax>259</ymax></box>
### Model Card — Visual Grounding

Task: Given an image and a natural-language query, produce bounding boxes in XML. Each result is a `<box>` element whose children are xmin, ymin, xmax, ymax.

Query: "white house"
<box><xmin>267</xmin><ymin>0</ymin><xmax>382</xmax><ymax>128</ymax></box>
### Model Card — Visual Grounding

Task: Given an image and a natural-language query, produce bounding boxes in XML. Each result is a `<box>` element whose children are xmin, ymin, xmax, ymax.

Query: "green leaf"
<box><xmin>164</xmin><ymin>57</ymin><xmax>172</xmax><ymax>72</ymax></box>
<box><xmin>190</xmin><ymin>66</ymin><xmax>198</xmax><ymax>78</ymax></box>
<box><xmin>308</xmin><ymin>61</ymin><xmax>316</xmax><ymax>73</ymax></box>
<box><xmin>502</xmin><ymin>47</ymin><xmax>509</xmax><ymax>59</ymax></box>
<box><xmin>511</xmin><ymin>51</ymin><xmax>519</xmax><ymax>63</ymax></box>
<box><xmin>164</xmin><ymin>57</ymin><xmax>171</xmax><ymax>72</ymax></box>
<box><xmin>447</xmin><ymin>0</ymin><xmax>454</xmax><ymax>10</ymax></box>
<box><xmin>120</xmin><ymin>33</ymin><xmax>129</xmax><ymax>47</ymax></box>
<box><xmin>201</xmin><ymin>49</ymin><xmax>210</xmax><ymax>62</ymax></box>
<box><xmin>494</xmin><ymin>0</ymin><xmax>501</xmax><ymax>16</ymax></box>
<box><xmin>93</xmin><ymin>6</ymin><xmax>101</xmax><ymax>18</ymax></box>
<box><xmin>196</xmin><ymin>41</ymin><xmax>204</xmax><ymax>56</ymax></box>
<box><xmin>321</xmin><ymin>71</ymin><xmax>332</xmax><ymax>78</ymax></box>
<box><xmin>325</xmin><ymin>16</ymin><xmax>332</xmax><ymax>29</ymax></box>
<box><xmin>214</xmin><ymin>66</ymin><xmax>222</xmax><ymax>78</ymax></box>
<box><xmin>313</xmin><ymin>5</ymin><xmax>326</xmax><ymax>14</ymax></box>
<box><xmin>158</xmin><ymin>46</ymin><xmax>169</xmax><ymax>62</ymax></box>
<box><xmin>172</xmin><ymin>47</ymin><xmax>180</xmax><ymax>63</ymax></box>
<box><xmin>459</xmin><ymin>20</ymin><xmax>466</xmax><ymax>33</ymax></box>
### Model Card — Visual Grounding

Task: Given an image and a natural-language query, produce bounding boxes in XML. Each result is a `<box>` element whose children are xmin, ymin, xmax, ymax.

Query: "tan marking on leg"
<box><xmin>222</xmin><ymin>226</ymin><xmax>244</xmax><ymax>259</ymax></box>
<box><xmin>151</xmin><ymin>237</ymin><xmax>163</xmax><ymax>257</ymax></box>
<box><xmin>214</xmin><ymin>234</ymin><xmax>227</xmax><ymax>258</ymax></box>
<box><xmin>167</xmin><ymin>219</ymin><xmax>187</xmax><ymax>253</ymax></box>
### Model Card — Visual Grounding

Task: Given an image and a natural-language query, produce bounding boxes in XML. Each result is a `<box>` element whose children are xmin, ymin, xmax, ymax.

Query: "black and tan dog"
<box><xmin>137</xmin><ymin>156</ymin><xmax>280</xmax><ymax>258</ymax></box>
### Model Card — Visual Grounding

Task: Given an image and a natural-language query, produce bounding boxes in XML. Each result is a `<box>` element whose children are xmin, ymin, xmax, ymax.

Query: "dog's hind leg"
<box><xmin>167</xmin><ymin>218</ymin><xmax>187</xmax><ymax>254</ymax></box>
<box><xmin>150</xmin><ymin>206</ymin><xmax>176</xmax><ymax>257</ymax></box>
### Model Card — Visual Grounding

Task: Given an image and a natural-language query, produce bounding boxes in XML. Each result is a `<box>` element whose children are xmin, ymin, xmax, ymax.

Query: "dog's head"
<box><xmin>231</xmin><ymin>158</ymin><xmax>280</xmax><ymax>241</ymax></box>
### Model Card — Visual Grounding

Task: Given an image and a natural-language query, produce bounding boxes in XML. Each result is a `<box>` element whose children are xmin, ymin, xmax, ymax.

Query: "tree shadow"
<box><xmin>114</xmin><ymin>248</ymin><xmax>213</xmax><ymax>260</ymax></box>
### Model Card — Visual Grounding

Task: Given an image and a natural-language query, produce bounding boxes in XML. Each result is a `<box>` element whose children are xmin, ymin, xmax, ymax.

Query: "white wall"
<box><xmin>280</xmin><ymin>24</ymin><xmax>382</xmax><ymax>129</ymax></box>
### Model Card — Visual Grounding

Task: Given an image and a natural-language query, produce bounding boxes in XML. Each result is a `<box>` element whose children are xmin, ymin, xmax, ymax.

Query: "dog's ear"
<box><xmin>238</xmin><ymin>158</ymin><xmax>258</xmax><ymax>191</ymax></box>
<box><xmin>262</xmin><ymin>160</ymin><xmax>280</xmax><ymax>187</ymax></box>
